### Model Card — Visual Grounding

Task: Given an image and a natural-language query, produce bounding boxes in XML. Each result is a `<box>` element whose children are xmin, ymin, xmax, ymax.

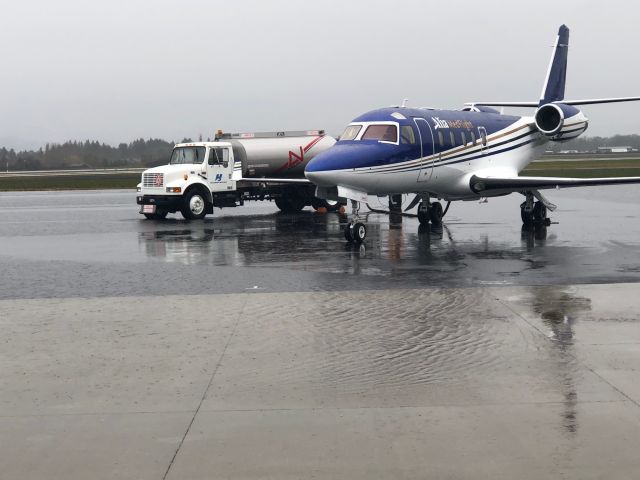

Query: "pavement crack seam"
<box><xmin>494</xmin><ymin>295</ymin><xmax>640</xmax><ymax>410</ymax></box>
<box><xmin>161</xmin><ymin>293</ymin><xmax>249</xmax><ymax>480</ymax></box>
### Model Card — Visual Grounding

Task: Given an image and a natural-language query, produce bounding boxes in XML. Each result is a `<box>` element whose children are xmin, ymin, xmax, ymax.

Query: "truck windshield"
<box><xmin>170</xmin><ymin>147</ymin><xmax>206</xmax><ymax>165</ymax></box>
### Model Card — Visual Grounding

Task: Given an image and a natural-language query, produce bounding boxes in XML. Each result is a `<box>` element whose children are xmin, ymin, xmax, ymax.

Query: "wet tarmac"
<box><xmin>1</xmin><ymin>187</ymin><xmax>640</xmax><ymax>479</ymax></box>
<box><xmin>0</xmin><ymin>186</ymin><xmax>639</xmax><ymax>300</ymax></box>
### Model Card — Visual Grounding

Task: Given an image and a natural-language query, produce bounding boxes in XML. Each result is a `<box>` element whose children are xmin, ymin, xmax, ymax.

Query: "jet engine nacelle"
<box><xmin>534</xmin><ymin>103</ymin><xmax>588</xmax><ymax>142</ymax></box>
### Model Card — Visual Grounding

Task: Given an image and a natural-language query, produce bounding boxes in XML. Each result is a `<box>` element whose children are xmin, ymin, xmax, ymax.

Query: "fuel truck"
<box><xmin>136</xmin><ymin>130</ymin><xmax>339</xmax><ymax>220</ymax></box>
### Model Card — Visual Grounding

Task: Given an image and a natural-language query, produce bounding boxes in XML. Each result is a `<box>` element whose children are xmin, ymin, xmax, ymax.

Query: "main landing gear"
<box><xmin>344</xmin><ymin>200</ymin><xmax>367</xmax><ymax>243</ymax></box>
<box><xmin>417</xmin><ymin>195</ymin><xmax>445</xmax><ymax>226</ymax></box>
<box><xmin>520</xmin><ymin>191</ymin><xmax>552</xmax><ymax>226</ymax></box>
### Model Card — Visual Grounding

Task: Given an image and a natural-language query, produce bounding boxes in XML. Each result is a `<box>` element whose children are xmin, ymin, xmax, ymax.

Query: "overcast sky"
<box><xmin>1</xmin><ymin>0</ymin><xmax>638</xmax><ymax>149</ymax></box>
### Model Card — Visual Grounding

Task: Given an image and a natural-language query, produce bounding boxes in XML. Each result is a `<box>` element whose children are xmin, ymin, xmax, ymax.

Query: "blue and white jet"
<box><xmin>304</xmin><ymin>25</ymin><xmax>640</xmax><ymax>243</ymax></box>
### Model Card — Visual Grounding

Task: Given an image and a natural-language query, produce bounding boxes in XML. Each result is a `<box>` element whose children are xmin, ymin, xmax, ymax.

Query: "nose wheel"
<box><xmin>344</xmin><ymin>222</ymin><xmax>367</xmax><ymax>243</ymax></box>
<box><xmin>344</xmin><ymin>200</ymin><xmax>367</xmax><ymax>243</ymax></box>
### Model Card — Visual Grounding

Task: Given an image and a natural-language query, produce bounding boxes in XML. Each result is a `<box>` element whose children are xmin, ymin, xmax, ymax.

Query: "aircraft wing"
<box><xmin>470</xmin><ymin>174</ymin><xmax>640</xmax><ymax>193</ymax></box>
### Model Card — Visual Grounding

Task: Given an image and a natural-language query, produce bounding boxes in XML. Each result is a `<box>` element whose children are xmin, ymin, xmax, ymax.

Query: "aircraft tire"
<box><xmin>520</xmin><ymin>206</ymin><xmax>534</xmax><ymax>225</ymax></box>
<box><xmin>344</xmin><ymin>224</ymin><xmax>354</xmax><ymax>242</ymax></box>
<box><xmin>429</xmin><ymin>202</ymin><xmax>443</xmax><ymax>224</ymax></box>
<box><xmin>417</xmin><ymin>203</ymin><xmax>430</xmax><ymax>225</ymax></box>
<box><xmin>352</xmin><ymin>222</ymin><xmax>367</xmax><ymax>243</ymax></box>
<box><xmin>533</xmin><ymin>202</ymin><xmax>547</xmax><ymax>223</ymax></box>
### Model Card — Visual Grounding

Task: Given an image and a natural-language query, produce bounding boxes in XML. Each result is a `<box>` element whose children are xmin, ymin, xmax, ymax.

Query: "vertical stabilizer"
<box><xmin>539</xmin><ymin>25</ymin><xmax>570</xmax><ymax>106</ymax></box>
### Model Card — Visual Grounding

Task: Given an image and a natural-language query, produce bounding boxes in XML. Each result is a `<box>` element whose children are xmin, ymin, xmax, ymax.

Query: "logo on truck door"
<box><xmin>214</xmin><ymin>173</ymin><xmax>223</xmax><ymax>182</ymax></box>
<box><xmin>275</xmin><ymin>135</ymin><xmax>325</xmax><ymax>173</ymax></box>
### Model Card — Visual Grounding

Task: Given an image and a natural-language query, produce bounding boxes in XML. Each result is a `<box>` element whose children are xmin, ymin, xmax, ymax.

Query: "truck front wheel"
<box><xmin>144</xmin><ymin>211</ymin><xmax>168</xmax><ymax>220</ymax></box>
<box><xmin>181</xmin><ymin>190</ymin><xmax>208</xmax><ymax>220</ymax></box>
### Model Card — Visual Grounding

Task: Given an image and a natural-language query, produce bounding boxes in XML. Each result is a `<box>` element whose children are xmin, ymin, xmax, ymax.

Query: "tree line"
<box><xmin>0</xmin><ymin>138</ymin><xmax>196</xmax><ymax>171</ymax></box>
<box><xmin>1</xmin><ymin>133</ymin><xmax>640</xmax><ymax>171</ymax></box>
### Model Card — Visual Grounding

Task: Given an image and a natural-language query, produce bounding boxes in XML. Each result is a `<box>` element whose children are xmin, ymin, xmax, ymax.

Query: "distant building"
<box><xmin>597</xmin><ymin>146</ymin><xmax>637</xmax><ymax>153</ymax></box>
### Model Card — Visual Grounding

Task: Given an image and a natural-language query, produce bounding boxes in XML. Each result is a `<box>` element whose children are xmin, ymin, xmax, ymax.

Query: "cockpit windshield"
<box><xmin>169</xmin><ymin>147</ymin><xmax>206</xmax><ymax>165</ymax></box>
<box><xmin>340</xmin><ymin>125</ymin><xmax>362</xmax><ymax>141</ymax></box>
<box><xmin>361</xmin><ymin>124</ymin><xmax>398</xmax><ymax>142</ymax></box>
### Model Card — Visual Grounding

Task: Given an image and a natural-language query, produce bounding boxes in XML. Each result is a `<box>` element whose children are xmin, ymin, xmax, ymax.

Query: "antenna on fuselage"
<box><xmin>401</xmin><ymin>98</ymin><xmax>409</xmax><ymax>107</ymax></box>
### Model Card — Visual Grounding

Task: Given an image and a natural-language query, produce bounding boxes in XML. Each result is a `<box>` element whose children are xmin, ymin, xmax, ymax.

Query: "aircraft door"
<box><xmin>413</xmin><ymin>118</ymin><xmax>435</xmax><ymax>182</ymax></box>
<box><xmin>478</xmin><ymin>126</ymin><xmax>488</xmax><ymax>153</ymax></box>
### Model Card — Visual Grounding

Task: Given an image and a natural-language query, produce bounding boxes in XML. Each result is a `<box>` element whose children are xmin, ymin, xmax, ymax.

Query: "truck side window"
<box><xmin>208</xmin><ymin>148</ymin><xmax>229</xmax><ymax>166</ymax></box>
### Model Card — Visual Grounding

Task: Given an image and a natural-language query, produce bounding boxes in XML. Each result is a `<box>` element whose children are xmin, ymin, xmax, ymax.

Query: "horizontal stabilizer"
<box><xmin>555</xmin><ymin>96</ymin><xmax>640</xmax><ymax>106</ymax></box>
<box><xmin>470</xmin><ymin>174</ymin><xmax>640</xmax><ymax>193</ymax></box>
<box><xmin>466</xmin><ymin>97</ymin><xmax>640</xmax><ymax>108</ymax></box>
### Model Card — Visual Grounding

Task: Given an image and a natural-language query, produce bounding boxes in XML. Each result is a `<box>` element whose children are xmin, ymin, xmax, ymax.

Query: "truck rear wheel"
<box><xmin>311</xmin><ymin>198</ymin><xmax>343</xmax><ymax>212</ymax></box>
<box><xmin>275</xmin><ymin>195</ymin><xmax>306</xmax><ymax>213</ymax></box>
<box><xmin>181</xmin><ymin>190</ymin><xmax>208</xmax><ymax>220</ymax></box>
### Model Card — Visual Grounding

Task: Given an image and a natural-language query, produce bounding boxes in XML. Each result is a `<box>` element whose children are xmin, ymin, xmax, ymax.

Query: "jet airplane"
<box><xmin>304</xmin><ymin>25</ymin><xmax>640</xmax><ymax>242</ymax></box>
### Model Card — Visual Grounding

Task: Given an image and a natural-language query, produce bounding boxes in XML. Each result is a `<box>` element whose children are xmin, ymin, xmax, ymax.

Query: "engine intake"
<box><xmin>535</xmin><ymin>103</ymin><xmax>564</xmax><ymax>136</ymax></box>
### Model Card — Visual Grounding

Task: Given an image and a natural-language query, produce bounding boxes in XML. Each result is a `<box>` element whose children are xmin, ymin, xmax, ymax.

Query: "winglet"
<box><xmin>539</xmin><ymin>25</ymin><xmax>570</xmax><ymax>106</ymax></box>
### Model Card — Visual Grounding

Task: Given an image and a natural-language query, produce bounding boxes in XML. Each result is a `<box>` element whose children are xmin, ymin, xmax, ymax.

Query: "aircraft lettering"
<box><xmin>432</xmin><ymin>117</ymin><xmax>449</xmax><ymax>129</ymax></box>
<box><xmin>432</xmin><ymin>117</ymin><xmax>474</xmax><ymax>130</ymax></box>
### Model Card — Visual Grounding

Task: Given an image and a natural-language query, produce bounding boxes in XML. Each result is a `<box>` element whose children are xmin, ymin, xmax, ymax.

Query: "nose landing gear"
<box><xmin>344</xmin><ymin>200</ymin><xmax>367</xmax><ymax>243</ymax></box>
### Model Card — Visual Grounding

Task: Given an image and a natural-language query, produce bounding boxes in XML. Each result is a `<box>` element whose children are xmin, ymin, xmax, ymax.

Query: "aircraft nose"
<box><xmin>305</xmin><ymin>142</ymin><xmax>389</xmax><ymax>186</ymax></box>
<box><xmin>305</xmin><ymin>150</ymin><xmax>339</xmax><ymax>186</ymax></box>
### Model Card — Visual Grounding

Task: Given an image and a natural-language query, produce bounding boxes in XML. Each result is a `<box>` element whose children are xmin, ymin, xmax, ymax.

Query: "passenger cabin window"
<box><xmin>449</xmin><ymin>131</ymin><xmax>455</xmax><ymax>146</ymax></box>
<box><xmin>340</xmin><ymin>125</ymin><xmax>362</xmax><ymax>141</ymax></box>
<box><xmin>470</xmin><ymin>131</ymin><xmax>476</xmax><ymax>145</ymax></box>
<box><xmin>400</xmin><ymin>125</ymin><xmax>416</xmax><ymax>144</ymax></box>
<box><xmin>170</xmin><ymin>146</ymin><xmax>206</xmax><ymax>165</ymax></box>
<box><xmin>208</xmin><ymin>147</ymin><xmax>229</xmax><ymax>166</ymax></box>
<box><xmin>437</xmin><ymin>131</ymin><xmax>444</xmax><ymax>147</ymax></box>
<box><xmin>361</xmin><ymin>124</ymin><xmax>398</xmax><ymax>142</ymax></box>
<box><xmin>461</xmin><ymin>131</ymin><xmax>467</xmax><ymax>145</ymax></box>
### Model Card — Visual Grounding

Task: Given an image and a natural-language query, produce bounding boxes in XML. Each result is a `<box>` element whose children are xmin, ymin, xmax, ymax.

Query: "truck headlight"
<box><xmin>136</xmin><ymin>186</ymin><xmax>141</xmax><ymax>192</ymax></box>
<box><xmin>166</xmin><ymin>187</ymin><xmax>182</xmax><ymax>193</ymax></box>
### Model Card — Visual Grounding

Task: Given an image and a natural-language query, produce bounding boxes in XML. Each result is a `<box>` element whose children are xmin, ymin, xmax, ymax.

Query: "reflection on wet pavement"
<box><xmin>0</xmin><ymin>188</ymin><xmax>639</xmax><ymax>299</ymax></box>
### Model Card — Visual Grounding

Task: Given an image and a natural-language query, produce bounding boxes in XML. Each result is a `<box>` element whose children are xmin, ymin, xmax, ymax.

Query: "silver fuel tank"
<box><xmin>218</xmin><ymin>130</ymin><xmax>336</xmax><ymax>178</ymax></box>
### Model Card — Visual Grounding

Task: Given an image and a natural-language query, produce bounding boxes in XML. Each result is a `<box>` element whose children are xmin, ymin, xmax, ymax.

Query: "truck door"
<box><xmin>207</xmin><ymin>146</ymin><xmax>235</xmax><ymax>192</ymax></box>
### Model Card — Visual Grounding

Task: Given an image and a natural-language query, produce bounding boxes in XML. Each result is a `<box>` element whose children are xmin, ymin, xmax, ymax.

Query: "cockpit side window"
<box><xmin>340</xmin><ymin>125</ymin><xmax>362</xmax><ymax>141</ymax></box>
<box><xmin>361</xmin><ymin>124</ymin><xmax>398</xmax><ymax>142</ymax></box>
<box><xmin>400</xmin><ymin>125</ymin><xmax>416</xmax><ymax>145</ymax></box>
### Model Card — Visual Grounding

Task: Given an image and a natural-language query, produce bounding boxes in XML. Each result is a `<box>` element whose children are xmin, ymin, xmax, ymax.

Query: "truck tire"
<box><xmin>275</xmin><ymin>195</ymin><xmax>305</xmax><ymax>213</ymax></box>
<box><xmin>311</xmin><ymin>198</ymin><xmax>344</xmax><ymax>212</ymax></box>
<box><xmin>181</xmin><ymin>190</ymin><xmax>208</xmax><ymax>220</ymax></box>
<box><xmin>144</xmin><ymin>211</ymin><xmax>168</xmax><ymax>220</ymax></box>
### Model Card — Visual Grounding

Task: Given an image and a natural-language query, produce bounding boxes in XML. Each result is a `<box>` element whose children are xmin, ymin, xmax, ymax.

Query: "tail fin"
<box><xmin>539</xmin><ymin>25</ymin><xmax>570</xmax><ymax>106</ymax></box>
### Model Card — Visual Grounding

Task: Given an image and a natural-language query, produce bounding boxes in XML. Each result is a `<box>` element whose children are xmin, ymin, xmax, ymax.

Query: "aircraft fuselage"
<box><xmin>305</xmin><ymin>107</ymin><xmax>553</xmax><ymax>200</ymax></box>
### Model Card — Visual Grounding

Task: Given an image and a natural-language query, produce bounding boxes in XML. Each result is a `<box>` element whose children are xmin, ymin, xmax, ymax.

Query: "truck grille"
<box><xmin>143</xmin><ymin>173</ymin><xmax>164</xmax><ymax>188</ymax></box>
